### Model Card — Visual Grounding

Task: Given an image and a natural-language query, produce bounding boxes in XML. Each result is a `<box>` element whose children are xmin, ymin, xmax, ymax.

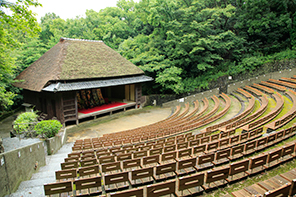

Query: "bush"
<box><xmin>13</xmin><ymin>112</ymin><xmax>38</xmax><ymax>134</ymax></box>
<box><xmin>34</xmin><ymin>120</ymin><xmax>63</xmax><ymax>138</ymax></box>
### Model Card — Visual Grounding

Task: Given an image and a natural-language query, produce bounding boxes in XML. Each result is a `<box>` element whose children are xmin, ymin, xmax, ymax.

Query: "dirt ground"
<box><xmin>66</xmin><ymin>107</ymin><xmax>172</xmax><ymax>142</ymax></box>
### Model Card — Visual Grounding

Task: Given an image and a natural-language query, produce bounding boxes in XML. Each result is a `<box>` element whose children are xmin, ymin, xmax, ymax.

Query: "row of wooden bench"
<box><xmin>241</xmin><ymin>91</ymin><xmax>284</xmax><ymax>131</ymax></box>
<box><xmin>206</xmin><ymin>88</ymin><xmax>255</xmax><ymax>132</ymax></box>
<box><xmin>265</xmin><ymin>89</ymin><xmax>296</xmax><ymax>131</ymax></box>
<box><xmin>70</xmin><ymin>127</ymin><xmax>264</xmax><ymax>165</ymax></box>
<box><xmin>59</xmin><ymin>126</ymin><xmax>295</xmax><ymax>184</ymax></box>
<box><xmin>230</xmin><ymin>168</ymin><xmax>296</xmax><ymax>197</ymax></box>
<box><xmin>45</xmin><ymin>131</ymin><xmax>296</xmax><ymax>197</ymax></box>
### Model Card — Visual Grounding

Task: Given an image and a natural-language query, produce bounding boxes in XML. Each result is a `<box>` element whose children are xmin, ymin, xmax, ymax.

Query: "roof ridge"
<box><xmin>60</xmin><ymin>37</ymin><xmax>103</xmax><ymax>43</ymax></box>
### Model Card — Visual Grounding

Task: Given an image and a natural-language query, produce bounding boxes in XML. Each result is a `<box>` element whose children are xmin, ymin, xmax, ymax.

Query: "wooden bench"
<box><xmin>246</xmin><ymin>154</ymin><xmax>268</xmax><ymax>175</ymax></box>
<box><xmin>146</xmin><ymin>180</ymin><xmax>176</xmax><ymax>197</ymax></box>
<box><xmin>213</xmin><ymin>149</ymin><xmax>230</xmax><ymax>165</ymax></box>
<box><xmin>133</xmin><ymin>150</ymin><xmax>148</xmax><ymax>158</ymax></box>
<box><xmin>265</xmin><ymin>89</ymin><xmax>296</xmax><ymax>132</ymax></box>
<box><xmin>176</xmin><ymin>173</ymin><xmax>204</xmax><ymax>197</ymax></box>
<box><xmin>129</xmin><ymin>167</ymin><xmax>154</xmax><ymax>186</ymax></box>
<box><xmin>161</xmin><ymin>151</ymin><xmax>177</xmax><ymax>164</ymax></box>
<box><xmin>193</xmin><ymin>144</ymin><xmax>206</xmax><ymax>156</ymax></box>
<box><xmin>229</xmin><ymin>144</ymin><xmax>244</xmax><ymax>160</ymax></box>
<box><xmin>116</xmin><ymin>153</ymin><xmax>132</xmax><ymax>161</ymax></box>
<box><xmin>74</xmin><ymin>176</ymin><xmax>102</xmax><ymax>196</ymax></box>
<box><xmin>78</xmin><ymin>164</ymin><xmax>100</xmax><ymax>178</ymax></box>
<box><xmin>122</xmin><ymin>158</ymin><xmax>142</xmax><ymax>171</ymax></box>
<box><xmin>177</xmin><ymin>148</ymin><xmax>192</xmax><ymax>159</ymax></box>
<box><xmin>154</xmin><ymin>162</ymin><xmax>177</xmax><ymax>181</ymax></box>
<box><xmin>98</xmin><ymin>155</ymin><xmax>116</xmax><ymax>164</ymax></box>
<box><xmin>281</xmin><ymin>143</ymin><xmax>295</xmax><ymax>162</ymax></box>
<box><xmin>80</xmin><ymin>158</ymin><xmax>97</xmax><ymax>167</ymax></box>
<box><xmin>109</xmin><ymin>187</ymin><xmax>143</xmax><ymax>197</ymax></box>
<box><xmin>203</xmin><ymin>167</ymin><xmax>229</xmax><ymax>190</ymax></box>
<box><xmin>101</xmin><ymin>161</ymin><xmax>121</xmax><ymax>174</ymax></box>
<box><xmin>104</xmin><ymin>171</ymin><xmax>129</xmax><ymax>192</ymax></box>
<box><xmin>176</xmin><ymin>157</ymin><xmax>197</xmax><ymax>176</ymax></box>
<box><xmin>55</xmin><ymin>169</ymin><xmax>77</xmax><ymax>181</ymax></box>
<box><xmin>142</xmin><ymin>155</ymin><xmax>160</xmax><ymax>167</ymax></box>
<box><xmin>44</xmin><ymin>181</ymin><xmax>72</xmax><ymax>197</ymax></box>
<box><xmin>196</xmin><ymin>153</ymin><xmax>214</xmax><ymax>171</ymax></box>
<box><xmin>263</xmin><ymin>183</ymin><xmax>291</xmax><ymax>197</ymax></box>
<box><xmin>252</xmin><ymin>83</ymin><xmax>274</xmax><ymax>94</ymax></box>
<box><xmin>226</xmin><ymin>159</ymin><xmax>249</xmax><ymax>183</ymax></box>
<box><xmin>260</xmin><ymin>81</ymin><xmax>286</xmax><ymax>92</ymax></box>
<box><xmin>61</xmin><ymin>161</ymin><xmax>78</xmax><ymax>170</ymax></box>
<box><xmin>264</xmin><ymin>148</ymin><xmax>282</xmax><ymax>168</ymax></box>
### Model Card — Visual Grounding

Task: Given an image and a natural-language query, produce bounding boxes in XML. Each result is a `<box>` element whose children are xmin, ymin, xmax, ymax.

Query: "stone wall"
<box><xmin>162</xmin><ymin>89</ymin><xmax>220</xmax><ymax>108</ymax></box>
<box><xmin>162</xmin><ymin>60</ymin><xmax>296</xmax><ymax>108</ymax></box>
<box><xmin>45</xmin><ymin>128</ymin><xmax>67</xmax><ymax>155</ymax></box>
<box><xmin>0</xmin><ymin>141</ymin><xmax>46</xmax><ymax>197</ymax></box>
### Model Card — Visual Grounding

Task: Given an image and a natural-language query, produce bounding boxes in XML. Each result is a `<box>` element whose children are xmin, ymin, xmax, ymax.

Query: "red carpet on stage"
<box><xmin>78</xmin><ymin>102</ymin><xmax>127</xmax><ymax>114</ymax></box>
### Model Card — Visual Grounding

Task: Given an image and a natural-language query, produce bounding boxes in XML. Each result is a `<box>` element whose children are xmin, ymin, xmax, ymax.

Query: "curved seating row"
<box><xmin>207</xmin><ymin>89</ymin><xmax>255</xmax><ymax>132</ymax></box>
<box><xmin>241</xmin><ymin>92</ymin><xmax>284</xmax><ymax>132</ymax></box>
<box><xmin>260</xmin><ymin>81</ymin><xmax>287</xmax><ymax>92</ymax></box>
<box><xmin>265</xmin><ymin>89</ymin><xmax>296</xmax><ymax>131</ymax></box>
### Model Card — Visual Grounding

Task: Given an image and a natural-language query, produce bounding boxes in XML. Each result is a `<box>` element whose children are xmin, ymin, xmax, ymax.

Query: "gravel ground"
<box><xmin>2</xmin><ymin>137</ymin><xmax>41</xmax><ymax>152</ymax></box>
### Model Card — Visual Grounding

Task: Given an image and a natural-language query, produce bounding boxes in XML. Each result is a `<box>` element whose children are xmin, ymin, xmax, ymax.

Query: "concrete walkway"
<box><xmin>6</xmin><ymin>142</ymin><xmax>73</xmax><ymax>197</ymax></box>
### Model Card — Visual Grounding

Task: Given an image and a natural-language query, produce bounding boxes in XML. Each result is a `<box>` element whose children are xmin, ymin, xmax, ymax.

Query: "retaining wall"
<box><xmin>45</xmin><ymin>128</ymin><xmax>67</xmax><ymax>155</ymax></box>
<box><xmin>162</xmin><ymin>67</ymin><xmax>296</xmax><ymax>108</ymax></box>
<box><xmin>0</xmin><ymin>141</ymin><xmax>46</xmax><ymax>197</ymax></box>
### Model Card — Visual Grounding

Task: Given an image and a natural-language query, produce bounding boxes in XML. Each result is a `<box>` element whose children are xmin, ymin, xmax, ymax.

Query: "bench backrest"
<box><xmin>74</xmin><ymin>176</ymin><xmax>101</xmax><ymax>190</ymax></box>
<box><xmin>55</xmin><ymin>169</ymin><xmax>77</xmax><ymax>180</ymax></box>
<box><xmin>146</xmin><ymin>180</ymin><xmax>176</xmax><ymax>197</ymax></box>
<box><xmin>101</xmin><ymin>162</ymin><xmax>121</xmax><ymax>173</ymax></box>
<box><xmin>178</xmin><ymin>173</ymin><xmax>204</xmax><ymax>191</ymax></box>
<box><xmin>44</xmin><ymin>181</ymin><xmax>72</xmax><ymax>195</ymax></box>
<box><xmin>110</xmin><ymin>188</ymin><xmax>144</xmax><ymax>197</ymax></box>
<box><xmin>104</xmin><ymin>171</ymin><xmax>129</xmax><ymax>185</ymax></box>
<box><xmin>155</xmin><ymin>162</ymin><xmax>176</xmax><ymax>175</ymax></box>
<box><xmin>131</xmin><ymin>167</ymin><xmax>153</xmax><ymax>180</ymax></box>
<box><xmin>206</xmin><ymin>167</ymin><xmax>230</xmax><ymax>183</ymax></box>
<box><xmin>229</xmin><ymin>159</ymin><xmax>249</xmax><ymax>176</ymax></box>
<box><xmin>143</xmin><ymin>155</ymin><xmax>159</xmax><ymax>166</ymax></box>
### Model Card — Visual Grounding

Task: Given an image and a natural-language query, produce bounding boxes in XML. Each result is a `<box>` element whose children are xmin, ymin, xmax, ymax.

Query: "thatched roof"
<box><xmin>14</xmin><ymin>38</ymin><xmax>145</xmax><ymax>92</ymax></box>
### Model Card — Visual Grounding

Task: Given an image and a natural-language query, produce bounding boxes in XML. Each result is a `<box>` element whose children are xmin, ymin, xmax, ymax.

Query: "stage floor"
<box><xmin>78</xmin><ymin>101</ymin><xmax>137</xmax><ymax>120</ymax></box>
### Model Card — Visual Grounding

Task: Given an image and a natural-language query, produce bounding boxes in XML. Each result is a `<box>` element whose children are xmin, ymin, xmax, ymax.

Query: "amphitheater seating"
<box><xmin>44</xmin><ymin>77</ymin><xmax>296</xmax><ymax>197</ymax></box>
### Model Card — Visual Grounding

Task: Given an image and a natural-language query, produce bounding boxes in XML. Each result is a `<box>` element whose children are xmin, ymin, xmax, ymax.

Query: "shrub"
<box><xmin>35</xmin><ymin>120</ymin><xmax>63</xmax><ymax>138</ymax></box>
<box><xmin>13</xmin><ymin>112</ymin><xmax>38</xmax><ymax>134</ymax></box>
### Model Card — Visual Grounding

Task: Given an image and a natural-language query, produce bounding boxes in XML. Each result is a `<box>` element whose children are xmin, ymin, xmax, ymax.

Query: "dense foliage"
<box><xmin>13</xmin><ymin>112</ymin><xmax>38</xmax><ymax>134</ymax></box>
<box><xmin>34</xmin><ymin>120</ymin><xmax>62</xmax><ymax>138</ymax></box>
<box><xmin>0</xmin><ymin>0</ymin><xmax>41</xmax><ymax>112</ymax></box>
<box><xmin>1</xmin><ymin>0</ymin><xmax>296</xmax><ymax>112</ymax></box>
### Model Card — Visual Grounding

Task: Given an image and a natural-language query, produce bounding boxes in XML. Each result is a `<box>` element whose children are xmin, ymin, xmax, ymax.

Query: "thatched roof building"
<box><xmin>14</xmin><ymin>38</ymin><xmax>153</xmax><ymax>125</ymax></box>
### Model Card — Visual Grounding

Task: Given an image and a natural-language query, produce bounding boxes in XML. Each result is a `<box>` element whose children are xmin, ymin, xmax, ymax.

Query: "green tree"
<box><xmin>0</xmin><ymin>0</ymin><xmax>41</xmax><ymax>112</ymax></box>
